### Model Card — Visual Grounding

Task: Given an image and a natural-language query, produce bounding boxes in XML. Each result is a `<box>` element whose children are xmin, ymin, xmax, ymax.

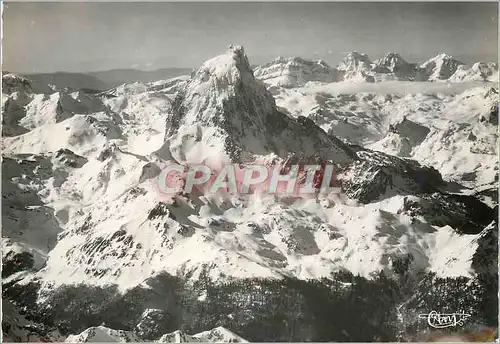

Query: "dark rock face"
<box><xmin>2</xmin><ymin>48</ymin><xmax>497</xmax><ymax>343</ymax></box>
<box><xmin>83</xmin><ymin>115</ymin><xmax>123</xmax><ymax>140</ymax></box>
<box><xmin>339</xmin><ymin>148</ymin><xmax>444</xmax><ymax>203</ymax></box>
<box><xmin>2</xmin><ymin>271</ymin><xmax>399</xmax><ymax>342</ymax></box>
<box><xmin>164</xmin><ymin>92</ymin><xmax>186</xmax><ymax>139</ymax></box>
<box><xmin>55</xmin><ymin>149</ymin><xmax>88</xmax><ymax>168</ymax></box>
<box><xmin>472</xmin><ymin>220</ymin><xmax>498</xmax><ymax>326</ymax></box>
<box><xmin>135</xmin><ymin>309</ymin><xmax>172</xmax><ymax>340</ymax></box>
<box><xmin>5</xmin><ymin>263</ymin><xmax>496</xmax><ymax>342</ymax></box>
<box><xmin>2</xmin><ymin>252</ymin><xmax>35</xmax><ymax>278</ymax></box>
<box><xmin>489</xmin><ymin>104</ymin><xmax>498</xmax><ymax>125</ymax></box>
<box><xmin>337</xmin><ymin>147</ymin><xmax>495</xmax><ymax>233</ymax></box>
<box><xmin>2</xmin><ymin>155</ymin><xmax>64</xmax><ymax>255</ymax></box>
<box><xmin>373</xmin><ymin>53</ymin><xmax>419</xmax><ymax>80</ymax></box>
<box><xmin>421</xmin><ymin>55</ymin><xmax>465</xmax><ymax>80</ymax></box>
<box><xmin>398</xmin><ymin>193</ymin><xmax>495</xmax><ymax>234</ymax></box>
<box><xmin>2</xmin><ymin>97</ymin><xmax>31</xmax><ymax>137</ymax></box>
<box><xmin>139</xmin><ymin>162</ymin><xmax>162</xmax><ymax>183</ymax></box>
<box><xmin>437</xmin><ymin>193</ymin><xmax>496</xmax><ymax>234</ymax></box>
<box><xmin>147</xmin><ymin>203</ymin><xmax>170</xmax><ymax>220</ymax></box>
<box><xmin>97</xmin><ymin>146</ymin><xmax>114</xmax><ymax>161</ymax></box>
<box><xmin>391</xmin><ymin>118</ymin><xmax>430</xmax><ymax>146</ymax></box>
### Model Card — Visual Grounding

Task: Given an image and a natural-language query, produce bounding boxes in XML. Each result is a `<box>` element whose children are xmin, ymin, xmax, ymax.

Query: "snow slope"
<box><xmin>449</xmin><ymin>62</ymin><xmax>499</xmax><ymax>83</ymax></box>
<box><xmin>267</xmin><ymin>75</ymin><xmax>498</xmax><ymax>189</ymax></box>
<box><xmin>372</xmin><ymin>53</ymin><xmax>420</xmax><ymax>81</ymax></box>
<box><xmin>159</xmin><ymin>45</ymin><xmax>355</xmax><ymax>166</ymax></box>
<box><xmin>253</xmin><ymin>56</ymin><xmax>343</xmax><ymax>87</ymax></box>
<box><xmin>419</xmin><ymin>53</ymin><xmax>465</xmax><ymax>81</ymax></box>
<box><xmin>253</xmin><ymin>51</ymin><xmax>496</xmax><ymax>85</ymax></box>
<box><xmin>2</xmin><ymin>46</ymin><xmax>497</xmax><ymax>342</ymax></box>
<box><xmin>369</xmin><ymin>86</ymin><xmax>498</xmax><ymax>187</ymax></box>
<box><xmin>3</xmin><ymin>46</ymin><xmax>495</xmax><ymax>289</ymax></box>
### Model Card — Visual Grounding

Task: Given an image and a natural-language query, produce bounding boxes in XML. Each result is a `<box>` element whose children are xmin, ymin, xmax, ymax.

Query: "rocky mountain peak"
<box><xmin>375</xmin><ymin>53</ymin><xmax>408</xmax><ymax>70</ymax></box>
<box><xmin>420</xmin><ymin>53</ymin><xmax>465</xmax><ymax>80</ymax></box>
<box><xmin>163</xmin><ymin>46</ymin><xmax>355</xmax><ymax>164</ymax></box>
<box><xmin>2</xmin><ymin>73</ymin><xmax>33</xmax><ymax>95</ymax></box>
<box><xmin>337</xmin><ymin>52</ymin><xmax>373</xmax><ymax>72</ymax></box>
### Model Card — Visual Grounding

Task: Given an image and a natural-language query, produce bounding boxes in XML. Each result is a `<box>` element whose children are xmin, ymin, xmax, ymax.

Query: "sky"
<box><xmin>3</xmin><ymin>2</ymin><xmax>498</xmax><ymax>73</ymax></box>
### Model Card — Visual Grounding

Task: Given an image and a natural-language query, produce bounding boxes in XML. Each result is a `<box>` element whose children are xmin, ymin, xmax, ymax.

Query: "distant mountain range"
<box><xmin>9</xmin><ymin>68</ymin><xmax>193</xmax><ymax>93</ymax></box>
<box><xmin>87</xmin><ymin>68</ymin><xmax>193</xmax><ymax>87</ymax></box>
<box><xmin>9</xmin><ymin>52</ymin><xmax>497</xmax><ymax>95</ymax></box>
<box><xmin>2</xmin><ymin>45</ymin><xmax>498</xmax><ymax>343</ymax></box>
<box><xmin>255</xmin><ymin>52</ymin><xmax>499</xmax><ymax>87</ymax></box>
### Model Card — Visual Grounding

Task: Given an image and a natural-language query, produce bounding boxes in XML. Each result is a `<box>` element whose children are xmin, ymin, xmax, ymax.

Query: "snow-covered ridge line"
<box><xmin>254</xmin><ymin>51</ymin><xmax>498</xmax><ymax>86</ymax></box>
<box><xmin>65</xmin><ymin>326</ymin><xmax>248</xmax><ymax>343</ymax></box>
<box><xmin>253</xmin><ymin>56</ymin><xmax>343</xmax><ymax>87</ymax></box>
<box><xmin>1</xmin><ymin>45</ymin><xmax>494</xmax><ymax>294</ymax></box>
<box><xmin>1</xmin><ymin>44</ymin><xmax>497</xmax><ymax>343</ymax></box>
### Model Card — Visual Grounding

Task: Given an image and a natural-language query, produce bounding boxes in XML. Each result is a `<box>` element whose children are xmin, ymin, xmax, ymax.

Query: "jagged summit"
<box><xmin>335</xmin><ymin>52</ymin><xmax>376</xmax><ymax>82</ymax></box>
<box><xmin>420</xmin><ymin>53</ymin><xmax>465</xmax><ymax>80</ymax></box>
<box><xmin>162</xmin><ymin>45</ymin><xmax>284</xmax><ymax>161</ymax></box>
<box><xmin>421</xmin><ymin>53</ymin><xmax>462</xmax><ymax>65</ymax></box>
<box><xmin>193</xmin><ymin>45</ymin><xmax>254</xmax><ymax>85</ymax></box>
<box><xmin>372</xmin><ymin>52</ymin><xmax>419</xmax><ymax>80</ymax></box>
<box><xmin>374</xmin><ymin>52</ymin><xmax>408</xmax><ymax>71</ymax></box>
<box><xmin>161</xmin><ymin>46</ymin><xmax>355</xmax><ymax>164</ymax></box>
<box><xmin>337</xmin><ymin>51</ymin><xmax>373</xmax><ymax>72</ymax></box>
<box><xmin>434</xmin><ymin>52</ymin><xmax>455</xmax><ymax>60</ymax></box>
<box><xmin>259</xmin><ymin>55</ymin><xmax>332</xmax><ymax>68</ymax></box>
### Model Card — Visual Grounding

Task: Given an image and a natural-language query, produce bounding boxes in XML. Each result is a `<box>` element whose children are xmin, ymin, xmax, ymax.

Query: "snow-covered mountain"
<box><xmin>449</xmin><ymin>62</ymin><xmax>499</xmax><ymax>83</ymax></box>
<box><xmin>2</xmin><ymin>46</ymin><xmax>498</xmax><ymax>342</ymax></box>
<box><xmin>253</xmin><ymin>51</ymin><xmax>498</xmax><ymax>85</ymax></box>
<box><xmin>369</xmin><ymin>86</ymin><xmax>498</xmax><ymax>188</ymax></box>
<box><xmin>156</xmin><ymin>327</ymin><xmax>247</xmax><ymax>343</ymax></box>
<box><xmin>2</xmin><ymin>73</ymin><xmax>34</xmax><ymax>95</ymax></box>
<box><xmin>161</xmin><ymin>45</ymin><xmax>355</xmax><ymax>166</ymax></box>
<box><xmin>336</xmin><ymin>51</ymin><xmax>375</xmax><ymax>82</ymax></box>
<box><xmin>372</xmin><ymin>53</ymin><xmax>420</xmax><ymax>81</ymax></box>
<box><xmin>337</xmin><ymin>51</ymin><xmax>373</xmax><ymax>73</ymax></box>
<box><xmin>419</xmin><ymin>53</ymin><xmax>466</xmax><ymax>81</ymax></box>
<box><xmin>253</xmin><ymin>56</ymin><xmax>343</xmax><ymax>87</ymax></box>
<box><xmin>64</xmin><ymin>325</ymin><xmax>247</xmax><ymax>343</ymax></box>
<box><xmin>65</xmin><ymin>326</ymin><xmax>141</xmax><ymax>342</ymax></box>
<box><xmin>373</xmin><ymin>53</ymin><xmax>409</xmax><ymax>73</ymax></box>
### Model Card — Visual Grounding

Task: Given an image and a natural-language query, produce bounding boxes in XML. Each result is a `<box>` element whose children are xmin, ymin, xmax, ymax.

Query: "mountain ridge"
<box><xmin>254</xmin><ymin>51</ymin><xmax>498</xmax><ymax>85</ymax></box>
<box><xmin>13</xmin><ymin>51</ymin><xmax>498</xmax><ymax>95</ymax></box>
<box><xmin>2</xmin><ymin>45</ymin><xmax>498</xmax><ymax>343</ymax></box>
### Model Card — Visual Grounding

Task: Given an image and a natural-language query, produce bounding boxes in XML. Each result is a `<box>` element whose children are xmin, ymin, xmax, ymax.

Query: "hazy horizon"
<box><xmin>3</xmin><ymin>2</ymin><xmax>498</xmax><ymax>74</ymax></box>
